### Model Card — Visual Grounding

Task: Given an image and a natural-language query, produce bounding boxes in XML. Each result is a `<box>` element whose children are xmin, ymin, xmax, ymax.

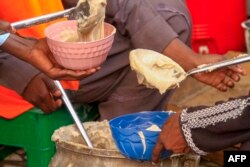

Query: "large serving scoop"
<box><xmin>129</xmin><ymin>49</ymin><xmax>250</xmax><ymax>94</ymax></box>
<box><xmin>54</xmin><ymin>81</ymin><xmax>93</xmax><ymax>148</ymax></box>
<box><xmin>0</xmin><ymin>1</ymin><xmax>90</xmax><ymax>34</ymax></box>
<box><xmin>186</xmin><ymin>54</ymin><xmax>250</xmax><ymax>75</ymax></box>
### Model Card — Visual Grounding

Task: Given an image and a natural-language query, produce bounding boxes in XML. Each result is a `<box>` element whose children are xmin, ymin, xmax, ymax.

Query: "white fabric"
<box><xmin>0</xmin><ymin>33</ymin><xmax>10</xmax><ymax>46</ymax></box>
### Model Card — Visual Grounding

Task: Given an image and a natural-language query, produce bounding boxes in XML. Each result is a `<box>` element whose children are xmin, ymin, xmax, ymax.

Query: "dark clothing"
<box><xmin>181</xmin><ymin>93</ymin><xmax>250</xmax><ymax>154</ymax></box>
<box><xmin>0</xmin><ymin>0</ymin><xmax>192</xmax><ymax>120</ymax></box>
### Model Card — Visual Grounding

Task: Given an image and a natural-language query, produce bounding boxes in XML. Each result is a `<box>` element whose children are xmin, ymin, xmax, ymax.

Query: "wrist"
<box><xmin>163</xmin><ymin>38</ymin><xmax>200</xmax><ymax>71</ymax></box>
<box><xmin>1</xmin><ymin>33</ymin><xmax>36</xmax><ymax>61</ymax></box>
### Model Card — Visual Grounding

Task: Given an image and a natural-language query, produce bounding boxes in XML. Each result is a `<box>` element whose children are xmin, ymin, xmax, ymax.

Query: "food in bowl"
<box><xmin>53</xmin><ymin>120</ymin><xmax>118</xmax><ymax>150</ymax></box>
<box><xmin>109</xmin><ymin>111</ymin><xmax>174</xmax><ymax>161</ymax></box>
<box><xmin>44</xmin><ymin>20</ymin><xmax>116</xmax><ymax>70</ymax></box>
<box><xmin>44</xmin><ymin>0</ymin><xmax>115</xmax><ymax>70</ymax></box>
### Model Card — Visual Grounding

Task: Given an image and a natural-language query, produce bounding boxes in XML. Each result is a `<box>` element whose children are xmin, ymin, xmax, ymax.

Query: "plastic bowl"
<box><xmin>109</xmin><ymin>111</ymin><xmax>173</xmax><ymax>161</ymax></box>
<box><xmin>44</xmin><ymin>20</ymin><xmax>116</xmax><ymax>70</ymax></box>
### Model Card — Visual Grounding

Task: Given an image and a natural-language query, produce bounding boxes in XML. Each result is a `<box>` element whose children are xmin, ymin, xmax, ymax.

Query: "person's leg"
<box><xmin>97</xmin><ymin>68</ymin><xmax>173</xmax><ymax>120</ymax></box>
<box><xmin>72</xmin><ymin>66</ymin><xmax>173</xmax><ymax>120</ymax></box>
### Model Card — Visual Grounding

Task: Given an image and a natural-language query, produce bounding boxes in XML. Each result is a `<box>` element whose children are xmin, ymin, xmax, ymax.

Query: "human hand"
<box><xmin>1</xmin><ymin>34</ymin><xmax>100</xmax><ymax>80</ymax></box>
<box><xmin>152</xmin><ymin>112</ymin><xmax>191</xmax><ymax>163</ymax></box>
<box><xmin>192</xmin><ymin>54</ymin><xmax>247</xmax><ymax>92</ymax></box>
<box><xmin>22</xmin><ymin>73</ymin><xmax>63</xmax><ymax>113</ymax></box>
<box><xmin>0</xmin><ymin>20</ymin><xmax>16</xmax><ymax>33</ymax></box>
<box><xmin>27</xmin><ymin>38</ymin><xmax>100</xmax><ymax>80</ymax></box>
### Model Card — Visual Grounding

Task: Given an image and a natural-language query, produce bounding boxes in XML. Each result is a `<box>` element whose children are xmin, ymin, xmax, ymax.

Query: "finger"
<box><xmin>230</xmin><ymin>73</ymin><xmax>241</xmax><ymax>82</ymax></box>
<box><xmin>226</xmin><ymin>69</ymin><xmax>243</xmax><ymax>84</ymax></box>
<box><xmin>226</xmin><ymin>70</ymin><xmax>233</xmax><ymax>77</ymax></box>
<box><xmin>43</xmin><ymin>79</ymin><xmax>62</xmax><ymax>98</ymax></box>
<box><xmin>222</xmin><ymin>76</ymin><xmax>235</xmax><ymax>88</ymax></box>
<box><xmin>47</xmin><ymin>68</ymin><xmax>98</xmax><ymax>80</ymax></box>
<box><xmin>81</xmin><ymin>68</ymin><xmax>99</xmax><ymax>75</ymax></box>
<box><xmin>43</xmin><ymin>78</ymin><xmax>59</xmax><ymax>93</ymax></box>
<box><xmin>96</xmin><ymin>66</ymin><xmax>101</xmax><ymax>71</ymax></box>
<box><xmin>0</xmin><ymin>20</ymin><xmax>11</xmax><ymax>31</ymax></box>
<box><xmin>40</xmin><ymin>91</ymin><xmax>59</xmax><ymax>112</ymax></box>
<box><xmin>32</xmin><ymin>97</ymin><xmax>52</xmax><ymax>114</ymax></box>
<box><xmin>226</xmin><ymin>80</ymin><xmax>234</xmax><ymax>88</ymax></box>
<box><xmin>39</xmin><ymin>102</ymin><xmax>54</xmax><ymax>114</ymax></box>
<box><xmin>29</xmin><ymin>79</ymin><xmax>58</xmax><ymax>112</ymax></box>
<box><xmin>42</xmin><ymin>77</ymin><xmax>62</xmax><ymax>108</ymax></box>
<box><xmin>53</xmin><ymin>91</ymin><xmax>63</xmax><ymax>107</ymax></box>
<box><xmin>216</xmin><ymin>83</ymin><xmax>228</xmax><ymax>92</ymax></box>
<box><xmin>152</xmin><ymin>139</ymin><xmax>164</xmax><ymax>163</ymax></box>
<box><xmin>0</xmin><ymin>22</ymin><xmax>16</xmax><ymax>34</ymax></box>
<box><xmin>43</xmin><ymin>94</ymin><xmax>62</xmax><ymax>112</ymax></box>
<box><xmin>55</xmin><ymin>99</ymin><xmax>63</xmax><ymax>108</ymax></box>
<box><xmin>53</xmin><ymin>89</ymin><xmax>62</xmax><ymax>97</ymax></box>
<box><xmin>228</xmin><ymin>65</ymin><xmax>247</xmax><ymax>76</ymax></box>
<box><xmin>38</xmin><ymin>82</ymin><xmax>59</xmax><ymax>112</ymax></box>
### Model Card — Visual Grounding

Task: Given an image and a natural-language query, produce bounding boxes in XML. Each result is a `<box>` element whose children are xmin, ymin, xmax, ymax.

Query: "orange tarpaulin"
<box><xmin>60</xmin><ymin>80</ymin><xmax>80</xmax><ymax>91</ymax></box>
<box><xmin>0</xmin><ymin>86</ymin><xmax>34</xmax><ymax>119</ymax></box>
<box><xmin>0</xmin><ymin>0</ymin><xmax>80</xmax><ymax>119</ymax></box>
<box><xmin>0</xmin><ymin>0</ymin><xmax>65</xmax><ymax>38</ymax></box>
<box><xmin>0</xmin><ymin>81</ymin><xmax>79</xmax><ymax>119</ymax></box>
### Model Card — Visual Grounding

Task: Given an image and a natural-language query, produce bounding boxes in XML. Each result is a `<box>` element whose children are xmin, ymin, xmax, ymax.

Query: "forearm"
<box><xmin>0</xmin><ymin>34</ymin><xmax>36</xmax><ymax>63</ymax></box>
<box><xmin>0</xmin><ymin>52</ymin><xmax>40</xmax><ymax>95</ymax></box>
<box><xmin>163</xmin><ymin>38</ymin><xmax>200</xmax><ymax>71</ymax></box>
<box><xmin>111</xmin><ymin>0</ymin><xmax>195</xmax><ymax>70</ymax></box>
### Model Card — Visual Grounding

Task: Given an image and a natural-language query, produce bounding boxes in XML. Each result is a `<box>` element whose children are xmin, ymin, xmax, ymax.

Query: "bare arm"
<box><xmin>111</xmin><ymin>0</ymin><xmax>246</xmax><ymax>91</ymax></box>
<box><xmin>0</xmin><ymin>19</ymin><xmax>99</xmax><ymax>80</ymax></box>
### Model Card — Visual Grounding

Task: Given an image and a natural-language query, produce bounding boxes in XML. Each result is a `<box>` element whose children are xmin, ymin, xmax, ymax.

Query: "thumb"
<box><xmin>152</xmin><ymin>140</ymin><xmax>164</xmax><ymax>163</ymax></box>
<box><xmin>43</xmin><ymin>76</ymin><xmax>63</xmax><ymax>107</ymax></box>
<box><xmin>42</xmin><ymin>75</ymin><xmax>62</xmax><ymax>96</ymax></box>
<box><xmin>0</xmin><ymin>20</ymin><xmax>16</xmax><ymax>33</ymax></box>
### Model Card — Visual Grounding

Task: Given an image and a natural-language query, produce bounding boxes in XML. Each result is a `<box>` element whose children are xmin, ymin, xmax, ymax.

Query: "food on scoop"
<box><xmin>76</xmin><ymin>0</ymin><xmax>106</xmax><ymax>41</ymax></box>
<box><xmin>129</xmin><ymin>49</ymin><xmax>186</xmax><ymax>94</ymax></box>
<box><xmin>60</xmin><ymin>0</ymin><xmax>107</xmax><ymax>42</ymax></box>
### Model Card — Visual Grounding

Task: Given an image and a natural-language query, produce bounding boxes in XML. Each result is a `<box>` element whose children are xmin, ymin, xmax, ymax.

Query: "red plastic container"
<box><xmin>186</xmin><ymin>0</ymin><xmax>247</xmax><ymax>54</ymax></box>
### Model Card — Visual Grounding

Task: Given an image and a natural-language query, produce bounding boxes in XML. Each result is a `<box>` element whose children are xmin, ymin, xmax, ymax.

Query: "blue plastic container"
<box><xmin>109</xmin><ymin>111</ymin><xmax>173</xmax><ymax>161</ymax></box>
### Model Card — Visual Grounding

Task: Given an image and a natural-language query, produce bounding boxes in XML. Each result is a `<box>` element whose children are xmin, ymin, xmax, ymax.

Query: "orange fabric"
<box><xmin>60</xmin><ymin>81</ymin><xmax>80</xmax><ymax>91</ymax></box>
<box><xmin>0</xmin><ymin>86</ymin><xmax>33</xmax><ymax>119</ymax></box>
<box><xmin>0</xmin><ymin>80</ymin><xmax>79</xmax><ymax>119</ymax></box>
<box><xmin>0</xmin><ymin>0</ymin><xmax>65</xmax><ymax>38</ymax></box>
<box><xmin>0</xmin><ymin>0</ymin><xmax>80</xmax><ymax>119</ymax></box>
